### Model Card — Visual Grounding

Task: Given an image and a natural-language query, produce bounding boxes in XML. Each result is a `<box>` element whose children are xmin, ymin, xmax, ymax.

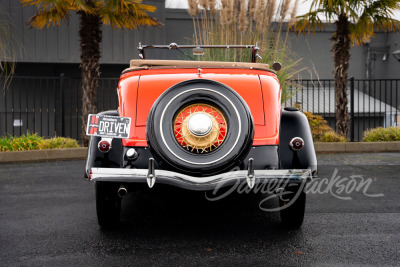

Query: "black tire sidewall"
<box><xmin>95</xmin><ymin>181</ymin><xmax>121</xmax><ymax>228</ymax></box>
<box><xmin>279</xmin><ymin>184</ymin><xmax>306</xmax><ymax>228</ymax></box>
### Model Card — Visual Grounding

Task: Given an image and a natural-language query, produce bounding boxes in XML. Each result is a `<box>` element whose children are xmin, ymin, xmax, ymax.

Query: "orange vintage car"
<box><xmin>85</xmin><ymin>44</ymin><xmax>317</xmax><ymax>228</ymax></box>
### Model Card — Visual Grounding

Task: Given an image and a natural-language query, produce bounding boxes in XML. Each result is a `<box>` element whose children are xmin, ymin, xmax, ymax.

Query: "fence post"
<box><xmin>350</xmin><ymin>77</ymin><xmax>355</xmax><ymax>142</ymax></box>
<box><xmin>60</xmin><ymin>73</ymin><xmax>65</xmax><ymax>137</ymax></box>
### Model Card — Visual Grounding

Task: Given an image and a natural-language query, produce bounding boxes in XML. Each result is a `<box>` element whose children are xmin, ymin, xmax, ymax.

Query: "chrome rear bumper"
<box><xmin>89</xmin><ymin>167</ymin><xmax>312</xmax><ymax>191</ymax></box>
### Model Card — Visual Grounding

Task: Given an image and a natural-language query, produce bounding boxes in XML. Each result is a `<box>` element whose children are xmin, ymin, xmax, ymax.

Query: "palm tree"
<box><xmin>21</xmin><ymin>0</ymin><xmax>161</xmax><ymax>145</ymax></box>
<box><xmin>294</xmin><ymin>0</ymin><xmax>400</xmax><ymax>137</ymax></box>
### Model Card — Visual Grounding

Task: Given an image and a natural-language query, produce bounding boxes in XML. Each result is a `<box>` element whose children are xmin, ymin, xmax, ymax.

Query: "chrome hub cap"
<box><xmin>188</xmin><ymin>113</ymin><xmax>213</xmax><ymax>136</ymax></box>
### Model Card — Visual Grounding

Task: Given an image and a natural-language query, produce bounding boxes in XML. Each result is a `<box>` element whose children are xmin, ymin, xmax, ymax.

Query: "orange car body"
<box><xmin>118</xmin><ymin>68</ymin><xmax>281</xmax><ymax>147</ymax></box>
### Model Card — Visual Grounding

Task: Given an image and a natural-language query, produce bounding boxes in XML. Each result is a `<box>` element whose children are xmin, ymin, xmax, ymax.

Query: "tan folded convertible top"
<box><xmin>122</xmin><ymin>59</ymin><xmax>271</xmax><ymax>73</ymax></box>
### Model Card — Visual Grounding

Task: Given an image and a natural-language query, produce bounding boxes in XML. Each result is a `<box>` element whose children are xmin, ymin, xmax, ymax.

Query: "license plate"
<box><xmin>86</xmin><ymin>114</ymin><xmax>131</xmax><ymax>139</ymax></box>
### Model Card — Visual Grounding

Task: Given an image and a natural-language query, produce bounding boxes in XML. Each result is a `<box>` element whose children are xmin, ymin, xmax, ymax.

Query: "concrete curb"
<box><xmin>314</xmin><ymin>141</ymin><xmax>400</xmax><ymax>153</ymax></box>
<box><xmin>0</xmin><ymin>148</ymin><xmax>88</xmax><ymax>164</ymax></box>
<box><xmin>0</xmin><ymin>142</ymin><xmax>399</xmax><ymax>164</ymax></box>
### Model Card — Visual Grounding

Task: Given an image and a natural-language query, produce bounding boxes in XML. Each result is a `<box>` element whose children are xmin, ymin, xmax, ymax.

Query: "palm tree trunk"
<box><xmin>331</xmin><ymin>14</ymin><xmax>351</xmax><ymax>137</ymax></box>
<box><xmin>79</xmin><ymin>3</ymin><xmax>102</xmax><ymax>146</ymax></box>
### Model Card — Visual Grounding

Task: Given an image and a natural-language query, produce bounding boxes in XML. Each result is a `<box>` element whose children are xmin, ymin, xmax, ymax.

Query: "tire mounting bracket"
<box><xmin>147</xmin><ymin>158</ymin><xmax>156</xmax><ymax>188</ymax></box>
<box><xmin>246</xmin><ymin>158</ymin><xmax>255</xmax><ymax>189</ymax></box>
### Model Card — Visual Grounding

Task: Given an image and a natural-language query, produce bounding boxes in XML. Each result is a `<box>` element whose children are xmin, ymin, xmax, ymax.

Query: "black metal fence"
<box><xmin>0</xmin><ymin>75</ymin><xmax>119</xmax><ymax>142</ymax></box>
<box><xmin>285</xmin><ymin>78</ymin><xmax>400</xmax><ymax>141</ymax></box>
<box><xmin>1</xmin><ymin>76</ymin><xmax>399</xmax><ymax>142</ymax></box>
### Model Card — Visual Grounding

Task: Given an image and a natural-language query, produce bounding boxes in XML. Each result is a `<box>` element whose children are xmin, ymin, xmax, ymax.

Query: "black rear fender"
<box><xmin>279</xmin><ymin>108</ymin><xmax>317</xmax><ymax>175</ymax></box>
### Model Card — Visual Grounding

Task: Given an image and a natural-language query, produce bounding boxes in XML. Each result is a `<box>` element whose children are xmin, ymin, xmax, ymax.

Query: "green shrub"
<box><xmin>303</xmin><ymin>111</ymin><xmax>347</xmax><ymax>142</ymax></box>
<box><xmin>0</xmin><ymin>132</ymin><xmax>44</xmax><ymax>151</ymax></box>
<box><xmin>321</xmin><ymin>131</ymin><xmax>348</xmax><ymax>142</ymax></box>
<box><xmin>0</xmin><ymin>132</ymin><xmax>80</xmax><ymax>151</ymax></box>
<box><xmin>42</xmin><ymin>137</ymin><xmax>80</xmax><ymax>149</ymax></box>
<box><xmin>362</xmin><ymin>127</ymin><xmax>400</xmax><ymax>142</ymax></box>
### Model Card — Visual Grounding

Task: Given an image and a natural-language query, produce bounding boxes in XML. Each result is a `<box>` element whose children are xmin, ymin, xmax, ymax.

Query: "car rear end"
<box><xmin>85</xmin><ymin>58</ymin><xmax>316</xmax><ymax>228</ymax></box>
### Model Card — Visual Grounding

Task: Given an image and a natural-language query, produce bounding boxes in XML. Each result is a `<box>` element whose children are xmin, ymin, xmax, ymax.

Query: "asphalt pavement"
<box><xmin>0</xmin><ymin>153</ymin><xmax>399</xmax><ymax>266</ymax></box>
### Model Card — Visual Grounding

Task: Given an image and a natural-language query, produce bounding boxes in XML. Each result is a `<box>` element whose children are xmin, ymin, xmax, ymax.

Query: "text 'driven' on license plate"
<box><xmin>86</xmin><ymin>114</ymin><xmax>131</xmax><ymax>139</ymax></box>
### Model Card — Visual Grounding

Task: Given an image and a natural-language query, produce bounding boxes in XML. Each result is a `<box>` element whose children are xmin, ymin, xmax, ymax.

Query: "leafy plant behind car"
<box><xmin>0</xmin><ymin>132</ymin><xmax>79</xmax><ymax>151</ymax></box>
<box><xmin>187</xmin><ymin>0</ymin><xmax>303</xmax><ymax>103</ymax></box>
<box><xmin>42</xmin><ymin>137</ymin><xmax>80</xmax><ymax>149</ymax></box>
<box><xmin>303</xmin><ymin>111</ymin><xmax>347</xmax><ymax>142</ymax></box>
<box><xmin>362</xmin><ymin>127</ymin><xmax>400</xmax><ymax>142</ymax></box>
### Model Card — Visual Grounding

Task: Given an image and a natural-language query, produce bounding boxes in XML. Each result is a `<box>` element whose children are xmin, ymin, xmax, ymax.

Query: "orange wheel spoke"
<box><xmin>174</xmin><ymin>103</ymin><xmax>227</xmax><ymax>154</ymax></box>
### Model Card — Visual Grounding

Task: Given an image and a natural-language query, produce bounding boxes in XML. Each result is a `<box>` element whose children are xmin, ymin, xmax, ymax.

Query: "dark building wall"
<box><xmin>378</xmin><ymin>32</ymin><xmax>400</xmax><ymax>79</ymax></box>
<box><xmin>288</xmin><ymin>29</ymin><xmax>365</xmax><ymax>79</ymax></box>
<box><xmin>287</xmin><ymin>27</ymin><xmax>400</xmax><ymax>80</ymax></box>
<box><xmin>4</xmin><ymin>0</ymin><xmax>166</xmax><ymax>64</ymax></box>
<box><xmin>2</xmin><ymin>0</ymin><xmax>400</xmax><ymax>79</ymax></box>
<box><xmin>14</xmin><ymin>63</ymin><xmax>128</xmax><ymax>78</ymax></box>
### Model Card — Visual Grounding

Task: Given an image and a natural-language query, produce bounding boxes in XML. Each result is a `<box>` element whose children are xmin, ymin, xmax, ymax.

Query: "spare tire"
<box><xmin>146</xmin><ymin>79</ymin><xmax>254</xmax><ymax>176</ymax></box>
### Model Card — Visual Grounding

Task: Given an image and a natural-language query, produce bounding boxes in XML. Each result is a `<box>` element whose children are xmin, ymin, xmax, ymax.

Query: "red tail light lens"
<box><xmin>289</xmin><ymin>137</ymin><xmax>304</xmax><ymax>151</ymax></box>
<box><xmin>98</xmin><ymin>139</ymin><xmax>112</xmax><ymax>153</ymax></box>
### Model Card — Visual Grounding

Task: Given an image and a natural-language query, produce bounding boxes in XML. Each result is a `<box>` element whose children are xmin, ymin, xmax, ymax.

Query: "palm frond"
<box><xmin>99</xmin><ymin>0</ymin><xmax>160</xmax><ymax>29</ymax></box>
<box><xmin>21</xmin><ymin>0</ymin><xmax>74</xmax><ymax>28</ymax></box>
<box><xmin>371</xmin><ymin>15</ymin><xmax>400</xmax><ymax>31</ymax></box>
<box><xmin>365</xmin><ymin>0</ymin><xmax>400</xmax><ymax>15</ymax></box>
<box><xmin>349</xmin><ymin>0</ymin><xmax>400</xmax><ymax>44</ymax></box>
<box><xmin>293</xmin><ymin>9</ymin><xmax>326</xmax><ymax>33</ymax></box>
<box><xmin>349</xmin><ymin>16</ymin><xmax>374</xmax><ymax>45</ymax></box>
<box><xmin>21</xmin><ymin>0</ymin><xmax>98</xmax><ymax>28</ymax></box>
<box><xmin>295</xmin><ymin>0</ymin><xmax>400</xmax><ymax>46</ymax></box>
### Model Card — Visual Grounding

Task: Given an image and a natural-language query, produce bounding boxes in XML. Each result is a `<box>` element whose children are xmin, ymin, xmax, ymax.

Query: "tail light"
<box><xmin>98</xmin><ymin>138</ymin><xmax>112</xmax><ymax>153</ymax></box>
<box><xmin>289</xmin><ymin>137</ymin><xmax>304</xmax><ymax>151</ymax></box>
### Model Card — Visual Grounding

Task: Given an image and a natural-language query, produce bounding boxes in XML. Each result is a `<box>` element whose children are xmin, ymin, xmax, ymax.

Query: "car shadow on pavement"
<box><xmin>91</xmin><ymin>186</ymin><xmax>308</xmax><ymax>263</ymax></box>
<box><xmin>101</xmin><ymin>186</ymin><xmax>303</xmax><ymax>240</ymax></box>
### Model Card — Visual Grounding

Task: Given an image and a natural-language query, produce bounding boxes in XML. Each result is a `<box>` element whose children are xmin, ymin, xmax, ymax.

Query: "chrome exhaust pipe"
<box><xmin>118</xmin><ymin>185</ymin><xmax>128</xmax><ymax>198</ymax></box>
